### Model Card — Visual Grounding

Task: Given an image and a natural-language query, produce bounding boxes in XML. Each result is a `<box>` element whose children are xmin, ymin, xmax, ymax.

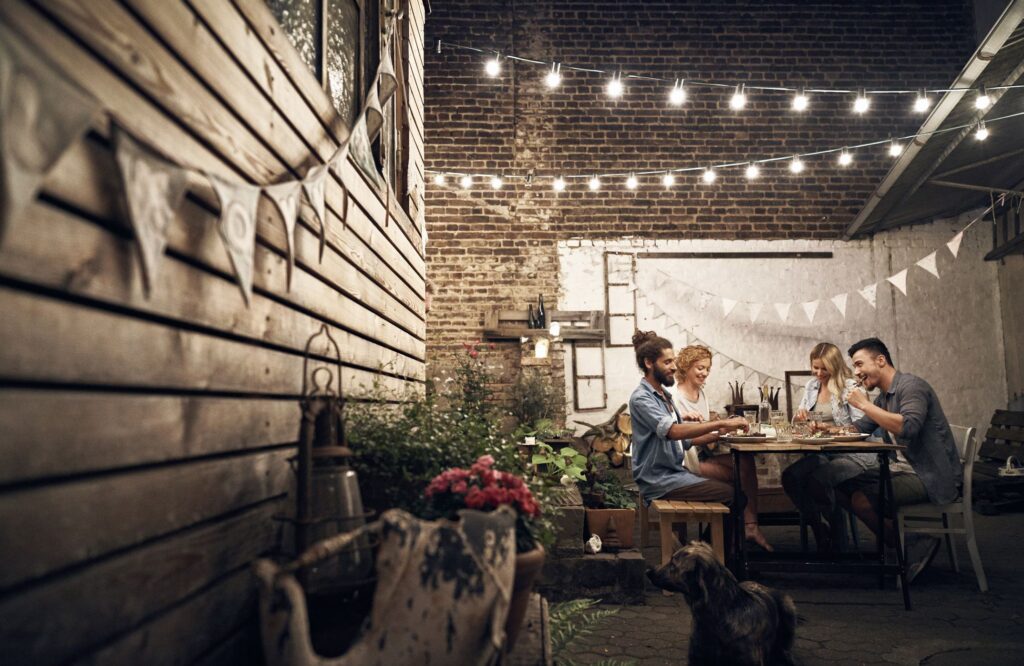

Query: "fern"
<box><xmin>548</xmin><ymin>598</ymin><xmax>634</xmax><ymax>666</ymax></box>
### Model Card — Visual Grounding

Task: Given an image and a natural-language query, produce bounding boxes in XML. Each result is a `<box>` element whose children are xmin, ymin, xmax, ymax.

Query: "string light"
<box><xmin>485</xmin><ymin>56</ymin><xmax>501</xmax><ymax>78</ymax></box>
<box><xmin>553</xmin><ymin>176</ymin><xmax>566</xmax><ymax>192</ymax></box>
<box><xmin>669</xmin><ymin>78</ymin><xmax>687</xmax><ymax>106</ymax></box>
<box><xmin>626</xmin><ymin>173</ymin><xmax>638</xmax><ymax>189</ymax></box>
<box><xmin>702</xmin><ymin>167</ymin><xmax>717</xmax><ymax>183</ymax></box>
<box><xmin>545</xmin><ymin>63</ymin><xmax>562</xmax><ymax>88</ymax></box>
<box><xmin>913</xmin><ymin>89</ymin><xmax>931</xmax><ymax>113</ymax></box>
<box><xmin>607</xmin><ymin>71</ymin><xmax>624</xmax><ymax>98</ymax></box>
<box><xmin>433</xmin><ymin>173</ymin><xmax>446</xmax><ymax>186</ymax></box>
<box><xmin>975</xmin><ymin>86</ymin><xmax>990</xmax><ymax>109</ymax></box>
<box><xmin>838</xmin><ymin>149</ymin><xmax>853</xmax><ymax>166</ymax></box>
<box><xmin>745</xmin><ymin>163</ymin><xmax>760</xmax><ymax>179</ymax></box>
<box><xmin>788</xmin><ymin>156</ymin><xmax>805</xmax><ymax>174</ymax></box>
<box><xmin>853</xmin><ymin>89</ymin><xmax>870</xmax><ymax>114</ymax></box>
<box><xmin>888</xmin><ymin>138</ymin><xmax>903</xmax><ymax>157</ymax></box>
<box><xmin>792</xmin><ymin>88</ymin><xmax>809</xmax><ymax>112</ymax></box>
<box><xmin>662</xmin><ymin>172</ymin><xmax>675</xmax><ymax>187</ymax></box>
<box><xmin>588</xmin><ymin>175</ymin><xmax>601</xmax><ymax>190</ymax></box>
<box><xmin>975</xmin><ymin>121</ymin><xmax>989</xmax><ymax>140</ymax></box>
<box><xmin>729</xmin><ymin>84</ymin><xmax>747</xmax><ymax>110</ymax></box>
<box><xmin>490</xmin><ymin>175</ymin><xmax>503</xmax><ymax>189</ymax></box>
<box><xmin>460</xmin><ymin>175</ymin><xmax>473</xmax><ymax>189</ymax></box>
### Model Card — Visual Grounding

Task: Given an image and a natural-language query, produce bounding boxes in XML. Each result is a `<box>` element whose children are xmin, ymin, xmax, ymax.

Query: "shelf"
<box><xmin>483</xmin><ymin>309</ymin><xmax>606</xmax><ymax>341</ymax></box>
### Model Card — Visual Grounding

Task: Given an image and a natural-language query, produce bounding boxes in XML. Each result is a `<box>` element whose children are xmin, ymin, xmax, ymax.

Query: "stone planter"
<box><xmin>584</xmin><ymin>508</ymin><xmax>636</xmax><ymax>549</ymax></box>
<box><xmin>505</xmin><ymin>544</ymin><xmax>546</xmax><ymax>651</ymax></box>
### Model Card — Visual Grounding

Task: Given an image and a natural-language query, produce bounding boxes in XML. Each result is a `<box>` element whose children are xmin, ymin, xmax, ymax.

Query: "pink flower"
<box><xmin>469</xmin><ymin>350</ymin><xmax>479</xmax><ymax>358</ymax></box>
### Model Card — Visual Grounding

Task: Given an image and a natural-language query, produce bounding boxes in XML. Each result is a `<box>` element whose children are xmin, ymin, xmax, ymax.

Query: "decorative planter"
<box><xmin>584</xmin><ymin>508</ymin><xmax>637</xmax><ymax>549</ymax></box>
<box><xmin>505</xmin><ymin>544</ymin><xmax>546</xmax><ymax>652</ymax></box>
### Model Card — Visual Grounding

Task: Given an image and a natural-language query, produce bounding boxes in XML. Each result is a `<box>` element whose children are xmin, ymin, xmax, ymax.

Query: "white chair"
<box><xmin>897</xmin><ymin>425</ymin><xmax>988</xmax><ymax>591</ymax></box>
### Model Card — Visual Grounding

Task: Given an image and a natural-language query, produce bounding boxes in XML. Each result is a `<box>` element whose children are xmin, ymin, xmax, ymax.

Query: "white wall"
<box><xmin>559</xmin><ymin>213</ymin><xmax>1008</xmax><ymax>441</ymax></box>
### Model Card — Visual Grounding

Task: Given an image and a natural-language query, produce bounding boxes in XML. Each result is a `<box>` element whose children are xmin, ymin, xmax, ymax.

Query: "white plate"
<box><xmin>829</xmin><ymin>433</ymin><xmax>871</xmax><ymax>442</ymax></box>
<box><xmin>793</xmin><ymin>436</ymin><xmax>835</xmax><ymax>444</ymax></box>
<box><xmin>722</xmin><ymin>434</ymin><xmax>774</xmax><ymax>443</ymax></box>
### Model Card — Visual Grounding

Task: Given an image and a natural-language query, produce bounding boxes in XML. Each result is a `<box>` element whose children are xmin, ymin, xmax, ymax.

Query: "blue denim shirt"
<box><xmin>853</xmin><ymin>371</ymin><xmax>962</xmax><ymax>504</ymax></box>
<box><xmin>629</xmin><ymin>379</ymin><xmax>704</xmax><ymax>504</ymax></box>
<box><xmin>799</xmin><ymin>377</ymin><xmax>864</xmax><ymax>426</ymax></box>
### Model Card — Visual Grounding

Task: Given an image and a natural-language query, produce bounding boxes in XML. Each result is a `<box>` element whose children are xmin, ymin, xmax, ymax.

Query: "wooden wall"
<box><xmin>0</xmin><ymin>0</ymin><xmax>425</xmax><ymax>663</ymax></box>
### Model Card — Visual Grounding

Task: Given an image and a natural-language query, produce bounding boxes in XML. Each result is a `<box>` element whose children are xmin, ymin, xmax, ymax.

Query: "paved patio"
<box><xmin>565</xmin><ymin>511</ymin><xmax>1024</xmax><ymax>665</ymax></box>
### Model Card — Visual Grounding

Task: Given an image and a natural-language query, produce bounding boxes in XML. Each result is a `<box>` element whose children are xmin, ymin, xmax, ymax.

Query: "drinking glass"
<box><xmin>743</xmin><ymin>411</ymin><xmax>760</xmax><ymax>435</ymax></box>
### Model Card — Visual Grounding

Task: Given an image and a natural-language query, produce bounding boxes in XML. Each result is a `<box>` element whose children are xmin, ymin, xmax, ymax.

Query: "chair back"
<box><xmin>950</xmin><ymin>424</ymin><xmax>977</xmax><ymax>504</ymax></box>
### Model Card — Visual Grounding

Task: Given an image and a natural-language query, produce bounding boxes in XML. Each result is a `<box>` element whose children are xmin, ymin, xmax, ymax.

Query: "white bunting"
<box><xmin>697</xmin><ymin>292</ymin><xmax>714</xmax><ymax>311</ymax></box>
<box><xmin>830</xmin><ymin>293</ymin><xmax>848</xmax><ymax>318</ymax></box>
<box><xmin>916</xmin><ymin>251</ymin><xmax>940</xmax><ymax>279</ymax></box>
<box><xmin>302</xmin><ymin>164</ymin><xmax>328</xmax><ymax>260</ymax></box>
<box><xmin>722</xmin><ymin>298</ymin><xmax>738</xmax><ymax>318</ymax></box>
<box><xmin>207</xmin><ymin>173</ymin><xmax>260</xmax><ymax>306</ymax></box>
<box><xmin>114</xmin><ymin>129</ymin><xmax>188</xmax><ymax>297</ymax></box>
<box><xmin>264</xmin><ymin>180</ymin><xmax>303</xmax><ymax>291</ymax></box>
<box><xmin>858</xmin><ymin>283</ymin><xmax>878</xmax><ymax>309</ymax></box>
<box><xmin>947</xmin><ymin>231</ymin><xmax>964</xmax><ymax>258</ymax></box>
<box><xmin>654</xmin><ymin>272</ymin><xmax>669</xmax><ymax>289</ymax></box>
<box><xmin>749</xmin><ymin>302</ymin><xmax>763</xmax><ymax>323</ymax></box>
<box><xmin>364</xmin><ymin>84</ymin><xmax>384</xmax><ymax>141</ymax></box>
<box><xmin>650</xmin><ymin>303</ymin><xmax>665</xmax><ymax>319</ymax></box>
<box><xmin>802</xmin><ymin>300</ymin><xmax>819</xmax><ymax>324</ymax></box>
<box><xmin>377</xmin><ymin>46</ymin><xmax>398</xmax><ymax>106</ymax></box>
<box><xmin>887</xmin><ymin>268</ymin><xmax>908</xmax><ymax>296</ymax></box>
<box><xmin>774</xmin><ymin>303</ymin><xmax>791</xmax><ymax>322</ymax></box>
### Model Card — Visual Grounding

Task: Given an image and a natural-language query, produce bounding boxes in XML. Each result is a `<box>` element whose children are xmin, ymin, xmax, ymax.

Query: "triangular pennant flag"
<box><xmin>264</xmin><ymin>180</ymin><xmax>303</xmax><ymax>291</ymax></box>
<box><xmin>830</xmin><ymin>293</ymin><xmax>848</xmax><ymax>318</ymax></box>
<box><xmin>650</xmin><ymin>303</ymin><xmax>665</xmax><ymax>319</ymax></box>
<box><xmin>947</xmin><ymin>231</ymin><xmax>964</xmax><ymax>258</ymax></box>
<box><xmin>887</xmin><ymin>268</ymin><xmax>909</xmax><ymax>296</ymax></box>
<box><xmin>654</xmin><ymin>271</ymin><xmax>669</xmax><ymax>289</ymax></box>
<box><xmin>722</xmin><ymin>298</ymin><xmax>738</xmax><ymax>318</ymax></box>
<box><xmin>363</xmin><ymin>84</ymin><xmax>384</xmax><ymax>142</ymax></box>
<box><xmin>347</xmin><ymin>113</ymin><xmax>383</xmax><ymax>187</ymax></box>
<box><xmin>916</xmin><ymin>251</ymin><xmax>940</xmax><ymax>279</ymax></box>
<box><xmin>377</xmin><ymin>46</ymin><xmax>398</xmax><ymax>106</ymax></box>
<box><xmin>858</xmin><ymin>283</ymin><xmax>878</xmax><ymax>309</ymax></box>
<box><xmin>802</xmin><ymin>300</ymin><xmax>819</xmax><ymax>324</ymax></box>
<box><xmin>0</xmin><ymin>25</ymin><xmax>100</xmax><ymax>246</ymax></box>
<box><xmin>207</xmin><ymin>173</ymin><xmax>260</xmax><ymax>306</ymax></box>
<box><xmin>114</xmin><ymin>129</ymin><xmax>188</xmax><ymax>296</ymax></box>
<box><xmin>774</xmin><ymin>303</ymin><xmax>791</xmax><ymax>322</ymax></box>
<box><xmin>756</xmin><ymin>372</ymin><xmax>768</xmax><ymax>387</ymax></box>
<box><xmin>749</xmin><ymin>302</ymin><xmax>763</xmax><ymax>323</ymax></box>
<box><xmin>302</xmin><ymin>164</ymin><xmax>328</xmax><ymax>261</ymax></box>
<box><xmin>697</xmin><ymin>292</ymin><xmax>713</xmax><ymax>311</ymax></box>
<box><xmin>719</xmin><ymin>355</ymin><xmax>733</xmax><ymax>371</ymax></box>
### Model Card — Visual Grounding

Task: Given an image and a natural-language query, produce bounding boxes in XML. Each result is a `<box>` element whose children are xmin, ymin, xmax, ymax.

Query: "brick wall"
<box><xmin>423</xmin><ymin>0</ymin><xmax>977</xmax><ymax>416</ymax></box>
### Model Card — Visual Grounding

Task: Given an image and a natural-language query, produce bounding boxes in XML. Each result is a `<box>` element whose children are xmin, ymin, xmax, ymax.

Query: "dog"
<box><xmin>647</xmin><ymin>541</ymin><xmax>797</xmax><ymax>666</ymax></box>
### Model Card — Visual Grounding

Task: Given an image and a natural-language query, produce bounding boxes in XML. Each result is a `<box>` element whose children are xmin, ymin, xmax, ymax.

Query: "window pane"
<box><xmin>326</xmin><ymin>0</ymin><xmax>360</xmax><ymax>128</ymax></box>
<box><xmin>266</xmin><ymin>0</ymin><xmax>320</xmax><ymax>77</ymax></box>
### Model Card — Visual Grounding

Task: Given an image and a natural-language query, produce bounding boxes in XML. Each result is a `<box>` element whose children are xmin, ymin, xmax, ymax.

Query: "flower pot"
<box><xmin>504</xmin><ymin>544</ymin><xmax>545</xmax><ymax>652</ymax></box>
<box><xmin>584</xmin><ymin>508</ymin><xmax>636</xmax><ymax>549</ymax></box>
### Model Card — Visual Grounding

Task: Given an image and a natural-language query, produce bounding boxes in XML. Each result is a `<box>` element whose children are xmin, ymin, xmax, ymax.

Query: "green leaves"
<box><xmin>531</xmin><ymin>442</ymin><xmax>587</xmax><ymax>481</ymax></box>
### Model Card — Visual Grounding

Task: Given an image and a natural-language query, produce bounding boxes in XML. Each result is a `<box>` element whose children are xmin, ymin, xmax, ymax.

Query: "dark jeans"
<box><xmin>659</xmin><ymin>479</ymin><xmax>746</xmax><ymax>559</ymax></box>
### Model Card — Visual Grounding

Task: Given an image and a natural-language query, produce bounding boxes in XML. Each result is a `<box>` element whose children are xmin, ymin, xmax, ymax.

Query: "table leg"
<box><xmin>732</xmin><ymin>448</ymin><xmax>745</xmax><ymax>578</ymax></box>
<box><xmin>877</xmin><ymin>452</ymin><xmax>887</xmax><ymax>590</ymax></box>
<box><xmin>882</xmin><ymin>455</ymin><xmax>911</xmax><ymax>610</ymax></box>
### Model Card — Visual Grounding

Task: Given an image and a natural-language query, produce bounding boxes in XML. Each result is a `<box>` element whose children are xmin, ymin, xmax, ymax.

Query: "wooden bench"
<box><xmin>975</xmin><ymin>409</ymin><xmax>1024</xmax><ymax>515</ymax></box>
<box><xmin>644</xmin><ymin>499</ymin><xmax>730</xmax><ymax>565</ymax></box>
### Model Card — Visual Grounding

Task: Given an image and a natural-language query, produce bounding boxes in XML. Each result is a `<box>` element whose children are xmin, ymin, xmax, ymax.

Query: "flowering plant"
<box><xmin>426</xmin><ymin>454</ymin><xmax>541</xmax><ymax>552</ymax></box>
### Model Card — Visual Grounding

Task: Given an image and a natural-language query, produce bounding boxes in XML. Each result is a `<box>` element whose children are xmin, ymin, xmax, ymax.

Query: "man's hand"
<box><xmin>720</xmin><ymin>416</ymin><xmax>749</xmax><ymax>433</ymax></box>
<box><xmin>681</xmin><ymin>410</ymin><xmax>704</xmax><ymax>422</ymax></box>
<box><xmin>846</xmin><ymin>387</ymin><xmax>870</xmax><ymax>410</ymax></box>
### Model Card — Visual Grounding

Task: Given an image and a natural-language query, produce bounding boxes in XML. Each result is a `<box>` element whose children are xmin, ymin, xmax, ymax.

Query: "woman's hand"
<box><xmin>681</xmin><ymin>410</ymin><xmax>704</xmax><ymax>422</ymax></box>
<box><xmin>794</xmin><ymin>408</ymin><xmax>810</xmax><ymax>422</ymax></box>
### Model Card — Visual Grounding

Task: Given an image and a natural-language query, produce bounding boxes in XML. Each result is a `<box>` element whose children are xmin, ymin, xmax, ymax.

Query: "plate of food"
<box><xmin>721</xmin><ymin>432</ymin><xmax>773</xmax><ymax>443</ymax></box>
<box><xmin>793</xmin><ymin>432</ymin><xmax>835</xmax><ymax>444</ymax></box>
<box><xmin>828</xmin><ymin>432</ymin><xmax>871</xmax><ymax>442</ymax></box>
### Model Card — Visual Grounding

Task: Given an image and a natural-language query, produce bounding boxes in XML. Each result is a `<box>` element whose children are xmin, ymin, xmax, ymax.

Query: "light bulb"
<box><xmin>702</xmin><ymin>168</ymin><xmax>717</xmax><ymax>184</ymax></box>
<box><xmin>548</xmin><ymin>322</ymin><xmax>561</xmax><ymax>337</ymax></box>
<box><xmin>490</xmin><ymin>176</ymin><xmax>503</xmax><ymax>189</ymax></box>
<box><xmin>853</xmin><ymin>89</ymin><xmax>870</xmax><ymax>114</ymax></box>
<box><xmin>889</xmin><ymin>140</ymin><xmax>903</xmax><ymax>157</ymax></box>
<box><xmin>913</xmin><ymin>90</ymin><xmax>931</xmax><ymax>113</ymax></box>
<box><xmin>459</xmin><ymin>175</ymin><xmax>473</xmax><ymax>189</ymax></box>
<box><xmin>745</xmin><ymin>163</ymin><xmax>760</xmax><ymax>179</ymax></box>
<box><xmin>838</xmin><ymin>150</ymin><xmax>853</xmax><ymax>166</ymax></box>
<box><xmin>607</xmin><ymin>73</ymin><xmax>623</xmax><ymax>98</ymax></box>
<box><xmin>792</xmin><ymin>89</ymin><xmax>809</xmax><ymax>112</ymax></box>
<box><xmin>545</xmin><ymin>63</ymin><xmax>561</xmax><ymax>89</ymax></box>
<box><xmin>729</xmin><ymin>84</ymin><xmax>746</xmax><ymax>110</ymax></box>
<box><xmin>432</xmin><ymin>173</ymin><xmax>446</xmax><ymax>186</ymax></box>
<box><xmin>588</xmin><ymin>176</ymin><xmax>601</xmax><ymax>191</ymax></box>
<box><xmin>669</xmin><ymin>79</ymin><xmax>686</xmax><ymax>106</ymax></box>
<box><xmin>789</xmin><ymin>157</ymin><xmax>805</xmax><ymax>174</ymax></box>
<box><xmin>625</xmin><ymin>174</ymin><xmax>638</xmax><ymax>190</ymax></box>
<box><xmin>485</xmin><ymin>57</ymin><xmax>501</xmax><ymax>77</ymax></box>
<box><xmin>553</xmin><ymin>177</ymin><xmax>566</xmax><ymax>192</ymax></box>
<box><xmin>662</xmin><ymin>172</ymin><xmax>675</xmax><ymax>188</ymax></box>
<box><xmin>975</xmin><ymin>86</ymin><xmax>990</xmax><ymax>109</ymax></box>
<box><xmin>975</xmin><ymin>122</ymin><xmax>989</xmax><ymax>140</ymax></box>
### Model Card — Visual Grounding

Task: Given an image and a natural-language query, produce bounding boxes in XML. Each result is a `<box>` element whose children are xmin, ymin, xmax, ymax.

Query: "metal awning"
<box><xmin>845</xmin><ymin>0</ymin><xmax>1024</xmax><ymax>259</ymax></box>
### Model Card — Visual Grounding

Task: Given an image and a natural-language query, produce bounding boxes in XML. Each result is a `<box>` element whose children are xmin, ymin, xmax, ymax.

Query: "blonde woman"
<box><xmin>674</xmin><ymin>345</ymin><xmax>773</xmax><ymax>551</ymax></box>
<box><xmin>781</xmin><ymin>342</ymin><xmax>876</xmax><ymax>551</ymax></box>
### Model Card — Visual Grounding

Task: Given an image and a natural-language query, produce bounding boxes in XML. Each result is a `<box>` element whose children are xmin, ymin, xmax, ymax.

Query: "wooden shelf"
<box><xmin>483</xmin><ymin>309</ymin><xmax>606</xmax><ymax>341</ymax></box>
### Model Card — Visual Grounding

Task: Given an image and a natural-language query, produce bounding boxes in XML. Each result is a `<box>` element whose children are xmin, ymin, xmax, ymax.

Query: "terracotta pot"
<box><xmin>504</xmin><ymin>544</ymin><xmax>546</xmax><ymax>651</ymax></box>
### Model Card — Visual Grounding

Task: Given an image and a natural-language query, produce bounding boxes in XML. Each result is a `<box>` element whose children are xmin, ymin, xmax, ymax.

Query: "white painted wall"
<box><xmin>559</xmin><ymin>213</ymin><xmax>1008</xmax><ymax>442</ymax></box>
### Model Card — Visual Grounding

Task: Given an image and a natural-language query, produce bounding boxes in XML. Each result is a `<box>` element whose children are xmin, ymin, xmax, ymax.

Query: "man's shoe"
<box><xmin>906</xmin><ymin>536</ymin><xmax>941</xmax><ymax>584</ymax></box>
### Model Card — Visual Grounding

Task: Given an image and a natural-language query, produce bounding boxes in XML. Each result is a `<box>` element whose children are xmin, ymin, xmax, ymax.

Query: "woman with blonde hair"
<box><xmin>674</xmin><ymin>345</ymin><xmax>773</xmax><ymax>551</ymax></box>
<box><xmin>782</xmin><ymin>342</ymin><xmax>876</xmax><ymax>551</ymax></box>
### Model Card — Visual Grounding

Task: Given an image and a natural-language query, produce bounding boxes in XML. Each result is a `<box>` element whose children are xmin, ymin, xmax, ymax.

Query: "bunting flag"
<box><xmin>830</xmin><ymin>293</ymin><xmax>847</xmax><ymax>318</ymax></box>
<box><xmin>377</xmin><ymin>46</ymin><xmax>398</xmax><ymax>106</ymax></box>
<box><xmin>887</xmin><ymin>268</ymin><xmax>909</xmax><ymax>296</ymax></box>
<box><xmin>916</xmin><ymin>251</ymin><xmax>940</xmax><ymax>279</ymax></box>
<box><xmin>858</xmin><ymin>283</ymin><xmax>878</xmax><ymax>309</ymax></box>
<box><xmin>208</xmin><ymin>173</ymin><xmax>261</xmax><ymax>306</ymax></box>
<box><xmin>302</xmin><ymin>164</ymin><xmax>328</xmax><ymax>260</ymax></box>
<box><xmin>653</xmin><ymin>270</ymin><xmax>669</xmax><ymax>289</ymax></box>
<box><xmin>364</xmin><ymin>84</ymin><xmax>384</xmax><ymax>141</ymax></box>
<box><xmin>802</xmin><ymin>300</ymin><xmax>819</xmax><ymax>324</ymax></box>
<box><xmin>947</xmin><ymin>231</ymin><xmax>964</xmax><ymax>258</ymax></box>
<box><xmin>0</xmin><ymin>25</ymin><xmax>100</xmax><ymax>246</ymax></box>
<box><xmin>774</xmin><ymin>302</ymin><xmax>790</xmax><ymax>322</ymax></box>
<box><xmin>697</xmin><ymin>291</ymin><xmax>713</xmax><ymax>311</ymax></box>
<box><xmin>114</xmin><ymin>129</ymin><xmax>188</xmax><ymax>296</ymax></box>
<box><xmin>264</xmin><ymin>180</ymin><xmax>303</xmax><ymax>291</ymax></box>
<box><xmin>347</xmin><ymin>113</ymin><xmax>382</xmax><ymax>188</ymax></box>
<box><xmin>748</xmin><ymin>302</ymin><xmax>763</xmax><ymax>323</ymax></box>
<box><xmin>721</xmin><ymin>297</ymin><xmax>737</xmax><ymax>318</ymax></box>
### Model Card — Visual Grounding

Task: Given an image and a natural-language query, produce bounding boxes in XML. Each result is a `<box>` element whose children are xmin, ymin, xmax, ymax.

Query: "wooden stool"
<box><xmin>650</xmin><ymin>499</ymin><xmax>730</xmax><ymax>565</ymax></box>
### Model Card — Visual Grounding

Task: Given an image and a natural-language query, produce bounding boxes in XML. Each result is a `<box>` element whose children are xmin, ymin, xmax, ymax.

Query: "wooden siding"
<box><xmin>0</xmin><ymin>0</ymin><xmax>425</xmax><ymax>663</ymax></box>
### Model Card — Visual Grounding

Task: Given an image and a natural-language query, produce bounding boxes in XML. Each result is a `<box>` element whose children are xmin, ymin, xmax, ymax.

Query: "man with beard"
<box><xmin>629</xmin><ymin>330</ymin><xmax>750</xmax><ymax>553</ymax></box>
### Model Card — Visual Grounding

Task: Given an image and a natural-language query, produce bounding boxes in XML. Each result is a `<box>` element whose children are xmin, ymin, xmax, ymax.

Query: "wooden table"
<box><xmin>728</xmin><ymin>440</ymin><xmax>912</xmax><ymax>610</ymax></box>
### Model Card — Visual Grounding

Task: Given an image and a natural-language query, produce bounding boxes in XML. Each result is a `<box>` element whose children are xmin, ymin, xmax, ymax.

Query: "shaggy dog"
<box><xmin>647</xmin><ymin>541</ymin><xmax>798</xmax><ymax>666</ymax></box>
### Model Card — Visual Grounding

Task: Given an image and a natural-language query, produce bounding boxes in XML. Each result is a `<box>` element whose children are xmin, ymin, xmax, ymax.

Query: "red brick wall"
<box><xmin>422</xmin><ymin>0</ymin><xmax>976</xmax><ymax>407</ymax></box>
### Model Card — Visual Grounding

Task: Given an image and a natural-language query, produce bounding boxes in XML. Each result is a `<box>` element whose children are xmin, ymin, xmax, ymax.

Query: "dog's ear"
<box><xmin>684</xmin><ymin>558</ymin><xmax>711</xmax><ymax>608</ymax></box>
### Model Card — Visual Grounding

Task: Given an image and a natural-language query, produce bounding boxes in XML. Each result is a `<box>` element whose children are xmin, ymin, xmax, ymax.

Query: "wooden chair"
<box><xmin>897</xmin><ymin>425</ymin><xmax>988</xmax><ymax>592</ymax></box>
<box><xmin>650</xmin><ymin>499</ymin><xmax>729</xmax><ymax>565</ymax></box>
<box><xmin>975</xmin><ymin>410</ymin><xmax>1024</xmax><ymax>514</ymax></box>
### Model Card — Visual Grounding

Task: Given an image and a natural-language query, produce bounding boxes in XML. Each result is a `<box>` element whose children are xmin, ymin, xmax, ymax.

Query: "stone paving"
<box><xmin>563</xmin><ymin>512</ymin><xmax>1024</xmax><ymax>665</ymax></box>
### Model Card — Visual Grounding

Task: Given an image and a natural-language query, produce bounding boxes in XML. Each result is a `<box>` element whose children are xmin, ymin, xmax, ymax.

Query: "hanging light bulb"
<box><xmin>702</xmin><ymin>167</ymin><xmax>717</xmax><ymax>183</ymax></box>
<box><xmin>459</xmin><ymin>175</ymin><xmax>473</xmax><ymax>189</ymax></box>
<box><xmin>662</xmin><ymin>172</ymin><xmax>676</xmax><ymax>188</ymax></box>
<box><xmin>791</xmin><ymin>88</ymin><xmax>809</xmax><ymax>112</ymax></box>
<box><xmin>553</xmin><ymin>176</ymin><xmax>566</xmax><ymax>192</ymax></box>
<box><xmin>729</xmin><ymin>84</ymin><xmax>747</xmax><ymax>110</ymax></box>
<box><xmin>975</xmin><ymin>121</ymin><xmax>989</xmax><ymax>140</ymax></box>
<box><xmin>545</xmin><ymin>62</ymin><xmax>562</xmax><ymax>88</ymax></box>
<box><xmin>588</xmin><ymin>175</ymin><xmax>601</xmax><ymax>191</ymax></box>
<box><xmin>548</xmin><ymin>321</ymin><xmax>561</xmax><ymax>337</ymax></box>
<box><xmin>853</xmin><ymin>88</ymin><xmax>870</xmax><ymax>114</ymax></box>
<box><xmin>485</xmin><ymin>55</ymin><xmax>501</xmax><ymax>78</ymax></box>
<box><xmin>432</xmin><ymin>173</ymin><xmax>446</xmax><ymax>186</ymax></box>
<box><xmin>838</xmin><ymin>149</ymin><xmax>853</xmax><ymax>167</ymax></box>
<box><xmin>745</xmin><ymin>163</ymin><xmax>760</xmax><ymax>180</ymax></box>
<box><xmin>490</xmin><ymin>175</ymin><xmax>503</xmax><ymax>189</ymax></box>
<box><xmin>607</xmin><ymin>71</ymin><xmax>624</xmax><ymax>98</ymax></box>
<box><xmin>625</xmin><ymin>173</ymin><xmax>638</xmax><ymax>190</ymax></box>
<box><xmin>913</xmin><ymin>89</ymin><xmax>931</xmax><ymax>113</ymax></box>
<box><xmin>669</xmin><ymin>78</ymin><xmax>687</xmax><ymax>106</ymax></box>
<box><xmin>889</xmin><ymin>138</ymin><xmax>903</xmax><ymax>157</ymax></box>
<box><xmin>788</xmin><ymin>156</ymin><xmax>805</xmax><ymax>174</ymax></box>
<box><xmin>975</xmin><ymin>86</ymin><xmax>990</xmax><ymax>109</ymax></box>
